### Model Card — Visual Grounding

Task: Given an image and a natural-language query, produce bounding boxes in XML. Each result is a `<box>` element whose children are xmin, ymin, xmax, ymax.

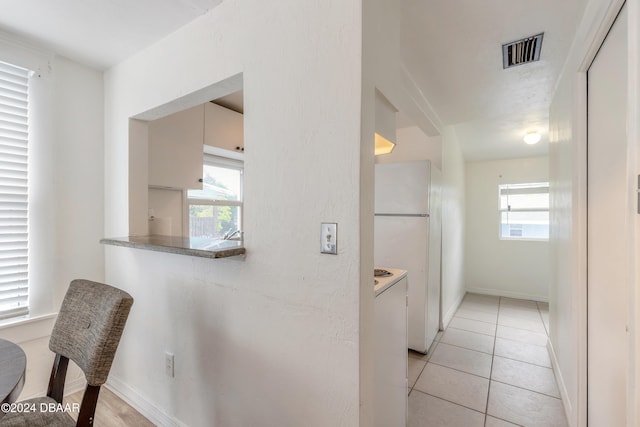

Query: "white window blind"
<box><xmin>499</xmin><ymin>182</ymin><xmax>549</xmax><ymax>240</ymax></box>
<box><xmin>0</xmin><ymin>60</ymin><xmax>29</xmax><ymax>319</ymax></box>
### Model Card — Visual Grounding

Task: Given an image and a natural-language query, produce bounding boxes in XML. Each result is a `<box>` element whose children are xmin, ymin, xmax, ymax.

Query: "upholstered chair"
<box><xmin>0</xmin><ymin>279</ymin><xmax>133</xmax><ymax>426</ymax></box>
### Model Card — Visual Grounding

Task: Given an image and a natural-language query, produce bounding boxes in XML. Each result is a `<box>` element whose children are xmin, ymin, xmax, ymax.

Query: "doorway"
<box><xmin>587</xmin><ymin>3</ymin><xmax>628</xmax><ymax>426</ymax></box>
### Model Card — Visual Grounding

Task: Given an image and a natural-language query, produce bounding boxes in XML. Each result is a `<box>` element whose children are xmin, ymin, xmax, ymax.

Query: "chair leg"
<box><xmin>46</xmin><ymin>354</ymin><xmax>69</xmax><ymax>404</ymax></box>
<box><xmin>76</xmin><ymin>385</ymin><xmax>101</xmax><ymax>427</ymax></box>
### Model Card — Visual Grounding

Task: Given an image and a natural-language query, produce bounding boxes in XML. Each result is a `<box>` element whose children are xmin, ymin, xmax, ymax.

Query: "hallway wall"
<box><xmin>465</xmin><ymin>156</ymin><xmax>550</xmax><ymax>301</ymax></box>
<box><xmin>440</xmin><ymin>126</ymin><xmax>466</xmax><ymax>326</ymax></box>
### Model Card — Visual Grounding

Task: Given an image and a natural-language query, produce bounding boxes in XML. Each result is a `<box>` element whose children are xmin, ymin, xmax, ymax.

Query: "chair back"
<box><xmin>49</xmin><ymin>279</ymin><xmax>133</xmax><ymax>386</ymax></box>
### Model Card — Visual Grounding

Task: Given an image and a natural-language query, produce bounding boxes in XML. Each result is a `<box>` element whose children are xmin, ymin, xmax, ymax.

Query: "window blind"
<box><xmin>0</xmin><ymin>60</ymin><xmax>29</xmax><ymax>319</ymax></box>
<box><xmin>499</xmin><ymin>182</ymin><xmax>549</xmax><ymax>210</ymax></box>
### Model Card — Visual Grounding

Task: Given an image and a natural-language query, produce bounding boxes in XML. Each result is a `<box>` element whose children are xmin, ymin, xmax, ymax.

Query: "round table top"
<box><xmin>0</xmin><ymin>338</ymin><xmax>26</xmax><ymax>405</ymax></box>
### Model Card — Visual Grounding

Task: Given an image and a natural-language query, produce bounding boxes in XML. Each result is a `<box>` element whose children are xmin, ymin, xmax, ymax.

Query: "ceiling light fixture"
<box><xmin>374</xmin><ymin>133</ymin><xmax>396</xmax><ymax>155</ymax></box>
<box><xmin>374</xmin><ymin>91</ymin><xmax>397</xmax><ymax>156</ymax></box>
<box><xmin>523</xmin><ymin>131</ymin><xmax>541</xmax><ymax>145</ymax></box>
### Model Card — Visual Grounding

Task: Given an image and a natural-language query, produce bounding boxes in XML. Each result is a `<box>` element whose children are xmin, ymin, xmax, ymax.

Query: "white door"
<box><xmin>587</xmin><ymin>4</ymin><xmax>628</xmax><ymax>426</ymax></box>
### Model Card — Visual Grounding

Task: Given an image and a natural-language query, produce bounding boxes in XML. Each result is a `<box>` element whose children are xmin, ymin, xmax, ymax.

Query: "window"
<box><xmin>187</xmin><ymin>155</ymin><xmax>243</xmax><ymax>242</ymax></box>
<box><xmin>499</xmin><ymin>182</ymin><xmax>549</xmax><ymax>240</ymax></box>
<box><xmin>0</xmin><ymin>60</ymin><xmax>30</xmax><ymax>319</ymax></box>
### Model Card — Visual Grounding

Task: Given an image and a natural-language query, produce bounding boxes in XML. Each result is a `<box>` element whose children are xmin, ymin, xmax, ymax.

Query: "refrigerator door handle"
<box><xmin>374</xmin><ymin>213</ymin><xmax>429</xmax><ymax>217</ymax></box>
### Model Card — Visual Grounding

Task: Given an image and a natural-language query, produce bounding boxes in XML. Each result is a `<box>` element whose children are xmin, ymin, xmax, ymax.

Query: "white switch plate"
<box><xmin>321</xmin><ymin>223</ymin><xmax>337</xmax><ymax>254</ymax></box>
<box><xmin>165</xmin><ymin>352</ymin><xmax>174</xmax><ymax>378</ymax></box>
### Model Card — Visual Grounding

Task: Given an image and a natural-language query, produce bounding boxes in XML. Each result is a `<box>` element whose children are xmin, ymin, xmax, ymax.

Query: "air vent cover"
<box><xmin>502</xmin><ymin>33</ymin><xmax>544</xmax><ymax>69</ymax></box>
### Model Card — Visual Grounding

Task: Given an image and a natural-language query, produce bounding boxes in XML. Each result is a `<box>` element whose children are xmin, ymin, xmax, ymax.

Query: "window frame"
<box><xmin>185</xmin><ymin>154</ymin><xmax>244</xmax><ymax>240</ymax></box>
<box><xmin>498</xmin><ymin>181</ymin><xmax>549</xmax><ymax>241</ymax></box>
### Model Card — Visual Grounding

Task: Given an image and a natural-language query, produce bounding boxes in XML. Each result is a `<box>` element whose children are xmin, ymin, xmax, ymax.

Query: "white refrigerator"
<box><xmin>374</xmin><ymin>160</ymin><xmax>442</xmax><ymax>353</ymax></box>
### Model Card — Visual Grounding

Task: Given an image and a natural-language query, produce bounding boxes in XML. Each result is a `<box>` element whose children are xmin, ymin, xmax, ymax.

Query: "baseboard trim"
<box><xmin>106</xmin><ymin>376</ymin><xmax>186</xmax><ymax>427</ymax></box>
<box><xmin>64</xmin><ymin>377</ymin><xmax>87</xmax><ymax>397</ymax></box>
<box><xmin>443</xmin><ymin>292</ymin><xmax>465</xmax><ymax>329</ymax></box>
<box><xmin>548</xmin><ymin>340</ymin><xmax>572</xmax><ymax>426</ymax></box>
<box><xmin>465</xmin><ymin>287</ymin><xmax>548</xmax><ymax>303</ymax></box>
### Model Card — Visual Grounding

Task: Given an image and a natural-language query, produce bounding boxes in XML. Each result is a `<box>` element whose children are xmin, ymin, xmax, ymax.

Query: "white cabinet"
<box><xmin>204</xmin><ymin>102</ymin><xmax>244</xmax><ymax>153</ymax></box>
<box><xmin>147</xmin><ymin>102</ymin><xmax>243</xmax><ymax>189</ymax></box>
<box><xmin>148</xmin><ymin>104</ymin><xmax>204</xmax><ymax>189</ymax></box>
<box><xmin>374</xmin><ymin>276</ymin><xmax>408</xmax><ymax>427</ymax></box>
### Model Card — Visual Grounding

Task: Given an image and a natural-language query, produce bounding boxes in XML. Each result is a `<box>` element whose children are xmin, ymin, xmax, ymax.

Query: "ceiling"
<box><xmin>0</xmin><ymin>0</ymin><xmax>222</xmax><ymax>70</ymax></box>
<box><xmin>400</xmin><ymin>0</ymin><xmax>587</xmax><ymax>161</ymax></box>
<box><xmin>0</xmin><ymin>0</ymin><xmax>587</xmax><ymax>161</ymax></box>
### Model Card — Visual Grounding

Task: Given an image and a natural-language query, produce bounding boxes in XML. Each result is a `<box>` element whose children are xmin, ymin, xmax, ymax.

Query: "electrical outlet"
<box><xmin>165</xmin><ymin>352</ymin><xmax>174</xmax><ymax>378</ymax></box>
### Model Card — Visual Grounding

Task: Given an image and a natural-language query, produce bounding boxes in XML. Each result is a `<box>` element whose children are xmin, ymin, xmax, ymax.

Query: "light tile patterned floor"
<box><xmin>408</xmin><ymin>293</ymin><xmax>568</xmax><ymax>427</ymax></box>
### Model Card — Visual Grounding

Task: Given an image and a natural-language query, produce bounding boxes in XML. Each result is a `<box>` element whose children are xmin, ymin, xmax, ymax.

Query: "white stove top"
<box><xmin>374</xmin><ymin>267</ymin><xmax>407</xmax><ymax>296</ymax></box>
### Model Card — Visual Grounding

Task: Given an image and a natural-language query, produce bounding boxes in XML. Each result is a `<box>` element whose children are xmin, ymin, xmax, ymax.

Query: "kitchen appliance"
<box><xmin>373</xmin><ymin>268</ymin><xmax>407</xmax><ymax>427</ymax></box>
<box><xmin>374</xmin><ymin>160</ymin><xmax>442</xmax><ymax>353</ymax></box>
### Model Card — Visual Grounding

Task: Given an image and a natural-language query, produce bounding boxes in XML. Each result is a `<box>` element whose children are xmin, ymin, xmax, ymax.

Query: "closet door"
<box><xmin>587</xmin><ymin>5</ymin><xmax>628</xmax><ymax>426</ymax></box>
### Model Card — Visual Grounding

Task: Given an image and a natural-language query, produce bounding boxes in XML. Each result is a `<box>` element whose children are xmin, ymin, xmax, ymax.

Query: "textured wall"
<box><xmin>104</xmin><ymin>1</ymin><xmax>365</xmax><ymax>426</ymax></box>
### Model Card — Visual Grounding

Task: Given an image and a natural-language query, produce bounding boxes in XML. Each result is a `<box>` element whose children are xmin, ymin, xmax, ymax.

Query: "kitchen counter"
<box><xmin>100</xmin><ymin>235</ymin><xmax>246</xmax><ymax>259</ymax></box>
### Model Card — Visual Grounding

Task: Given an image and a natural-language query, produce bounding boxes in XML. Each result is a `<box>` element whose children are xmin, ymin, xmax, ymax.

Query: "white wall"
<box><xmin>0</xmin><ymin>41</ymin><xmax>105</xmax><ymax>398</ymax></box>
<box><xmin>148</xmin><ymin>188</ymin><xmax>183</xmax><ymax>237</ymax></box>
<box><xmin>375</xmin><ymin>126</ymin><xmax>442</xmax><ymax>169</ymax></box>
<box><xmin>50</xmin><ymin>56</ymin><xmax>105</xmax><ymax>299</ymax></box>
<box><xmin>104</xmin><ymin>1</ymin><xmax>366</xmax><ymax>426</ymax></box>
<box><xmin>465</xmin><ymin>156</ymin><xmax>550</xmax><ymax>301</ymax></box>
<box><xmin>440</xmin><ymin>126</ymin><xmax>466</xmax><ymax>326</ymax></box>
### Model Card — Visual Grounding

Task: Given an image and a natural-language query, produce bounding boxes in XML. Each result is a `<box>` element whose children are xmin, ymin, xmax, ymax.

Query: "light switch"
<box><xmin>321</xmin><ymin>223</ymin><xmax>337</xmax><ymax>255</ymax></box>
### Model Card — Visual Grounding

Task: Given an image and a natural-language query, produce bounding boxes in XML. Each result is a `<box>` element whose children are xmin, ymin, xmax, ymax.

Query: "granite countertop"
<box><xmin>100</xmin><ymin>235</ymin><xmax>246</xmax><ymax>259</ymax></box>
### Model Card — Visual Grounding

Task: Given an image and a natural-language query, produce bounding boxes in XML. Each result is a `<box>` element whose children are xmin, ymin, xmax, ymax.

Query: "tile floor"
<box><xmin>408</xmin><ymin>293</ymin><xmax>568</xmax><ymax>427</ymax></box>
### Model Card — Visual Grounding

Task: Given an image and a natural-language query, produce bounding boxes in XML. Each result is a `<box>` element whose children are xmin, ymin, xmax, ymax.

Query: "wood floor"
<box><xmin>63</xmin><ymin>387</ymin><xmax>154</xmax><ymax>426</ymax></box>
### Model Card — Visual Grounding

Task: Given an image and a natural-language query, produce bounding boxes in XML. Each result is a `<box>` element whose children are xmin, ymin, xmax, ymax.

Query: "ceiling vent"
<box><xmin>502</xmin><ymin>33</ymin><xmax>544</xmax><ymax>69</ymax></box>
